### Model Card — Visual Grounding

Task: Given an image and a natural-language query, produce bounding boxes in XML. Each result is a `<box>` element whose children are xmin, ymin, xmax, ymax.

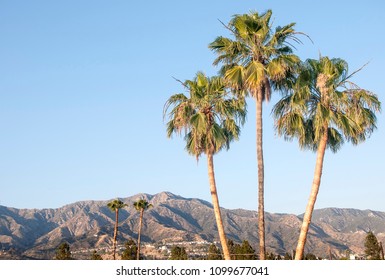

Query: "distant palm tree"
<box><xmin>164</xmin><ymin>72</ymin><xmax>246</xmax><ymax>260</ymax></box>
<box><xmin>209</xmin><ymin>10</ymin><xmax>304</xmax><ymax>259</ymax></box>
<box><xmin>273</xmin><ymin>56</ymin><xmax>381</xmax><ymax>260</ymax></box>
<box><xmin>133</xmin><ymin>198</ymin><xmax>153</xmax><ymax>260</ymax></box>
<box><xmin>107</xmin><ymin>199</ymin><xmax>127</xmax><ymax>260</ymax></box>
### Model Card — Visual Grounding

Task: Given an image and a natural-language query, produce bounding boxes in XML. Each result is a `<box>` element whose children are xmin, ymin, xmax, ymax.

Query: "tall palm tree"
<box><xmin>164</xmin><ymin>72</ymin><xmax>246</xmax><ymax>260</ymax></box>
<box><xmin>273</xmin><ymin>56</ymin><xmax>381</xmax><ymax>260</ymax></box>
<box><xmin>107</xmin><ymin>199</ymin><xmax>128</xmax><ymax>260</ymax></box>
<box><xmin>133</xmin><ymin>198</ymin><xmax>153</xmax><ymax>260</ymax></box>
<box><xmin>209</xmin><ymin>10</ymin><xmax>304</xmax><ymax>259</ymax></box>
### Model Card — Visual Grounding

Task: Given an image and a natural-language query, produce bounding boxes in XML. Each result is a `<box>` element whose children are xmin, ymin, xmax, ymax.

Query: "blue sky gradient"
<box><xmin>1</xmin><ymin>1</ymin><xmax>384</xmax><ymax>214</ymax></box>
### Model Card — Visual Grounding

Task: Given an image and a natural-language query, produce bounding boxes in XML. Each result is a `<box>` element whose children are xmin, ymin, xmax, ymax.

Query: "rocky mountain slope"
<box><xmin>0</xmin><ymin>192</ymin><xmax>384</xmax><ymax>259</ymax></box>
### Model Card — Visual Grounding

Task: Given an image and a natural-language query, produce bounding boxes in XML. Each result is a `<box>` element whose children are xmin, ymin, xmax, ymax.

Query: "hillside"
<box><xmin>0</xmin><ymin>192</ymin><xmax>384</xmax><ymax>259</ymax></box>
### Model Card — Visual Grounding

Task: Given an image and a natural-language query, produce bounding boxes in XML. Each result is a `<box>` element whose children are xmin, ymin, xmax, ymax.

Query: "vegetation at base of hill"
<box><xmin>228</xmin><ymin>240</ymin><xmax>257</xmax><ymax>260</ymax></box>
<box><xmin>207</xmin><ymin>244</ymin><xmax>223</xmax><ymax>260</ymax></box>
<box><xmin>48</xmin><ymin>231</ymin><xmax>385</xmax><ymax>260</ymax></box>
<box><xmin>55</xmin><ymin>242</ymin><xmax>72</xmax><ymax>260</ymax></box>
<box><xmin>90</xmin><ymin>250</ymin><xmax>103</xmax><ymax>260</ymax></box>
<box><xmin>365</xmin><ymin>231</ymin><xmax>384</xmax><ymax>260</ymax></box>
<box><xmin>16</xmin><ymin>234</ymin><xmax>385</xmax><ymax>260</ymax></box>
<box><xmin>121</xmin><ymin>239</ymin><xmax>138</xmax><ymax>260</ymax></box>
<box><xmin>169</xmin><ymin>246</ymin><xmax>188</xmax><ymax>260</ymax></box>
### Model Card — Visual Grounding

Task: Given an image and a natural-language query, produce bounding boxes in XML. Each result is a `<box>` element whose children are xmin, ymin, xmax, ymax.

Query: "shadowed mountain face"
<box><xmin>0</xmin><ymin>192</ymin><xmax>384</xmax><ymax>259</ymax></box>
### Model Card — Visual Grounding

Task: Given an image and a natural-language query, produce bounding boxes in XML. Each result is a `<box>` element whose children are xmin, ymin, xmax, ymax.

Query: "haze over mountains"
<box><xmin>1</xmin><ymin>192</ymin><xmax>384</xmax><ymax>259</ymax></box>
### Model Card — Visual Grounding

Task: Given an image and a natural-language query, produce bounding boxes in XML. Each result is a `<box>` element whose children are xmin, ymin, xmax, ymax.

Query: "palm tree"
<box><xmin>133</xmin><ymin>197</ymin><xmax>153</xmax><ymax>260</ymax></box>
<box><xmin>209</xmin><ymin>10</ymin><xmax>304</xmax><ymax>259</ymax></box>
<box><xmin>164</xmin><ymin>72</ymin><xmax>246</xmax><ymax>260</ymax></box>
<box><xmin>107</xmin><ymin>199</ymin><xmax>127</xmax><ymax>260</ymax></box>
<box><xmin>273</xmin><ymin>56</ymin><xmax>381</xmax><ymax>260</ymax></box>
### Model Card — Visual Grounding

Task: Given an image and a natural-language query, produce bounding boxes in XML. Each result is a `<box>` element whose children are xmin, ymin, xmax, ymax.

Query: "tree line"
<box><xmin>55</xmin><ymin>231</ymin><xmax>385</xmax><ymax>260</ymax></box>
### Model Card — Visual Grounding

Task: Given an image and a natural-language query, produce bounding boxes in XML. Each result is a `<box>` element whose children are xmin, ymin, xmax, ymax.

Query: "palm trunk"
<box><xmin>295</xmin><ymin>127</ymin><xmax>328</xmax><ymax>260</ymax></box>
<box><xmin>113</xmin><ymin>209</ymin><xmax>119</xmax><ymax>260</ymax></box>
<box><xmin>136</xmin><ymin>209</ymin><xmax>143</xmax><ymax>260</ymax></box>
<box><xmin>256</xmin><ymin>96</ymin><xmax>265</xmax><ymax>260</ymax></box>
<box><xmin>207</xmin><ymin>153</ymin><xmax>231</xmax><ymax>260</ymax></box>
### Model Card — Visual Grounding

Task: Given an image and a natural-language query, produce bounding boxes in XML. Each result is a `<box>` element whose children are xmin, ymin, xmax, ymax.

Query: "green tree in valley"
<box><xmin>227</xmin><ymin>239</ymin><xmax>237</xmax><ymax>260</ymax></box>
<box><xmin>164</xmin><ymin>72</ymin><xmax>246</xmax><ymax>260</ymax></box>
<box><xmin>209</xmin><ymin>10</ymin><xmax>304</xmax><ymax>259</ymax></box>
<box><xmin>266</xmin><ymin>252</ymin><xmax>278</xmax><ymax>260</ymax></box>
<box><xmin>133</xmin><ymin>198</ymin><xmax>153</xmax><ymax>260</ymax></box>
<box><xmin>238</xmin><ymin>240</ymin><xmax>257</xmax><ymax>260</ymax></box>
<box><xmin>169</xmin><ymin>246</ymin><xmax>188</xmax><ymax>260</ymax></box>
<box><xmin>365</xmin><ymin>231</ymin><xmax>381</xmax><ymax>260</ymax></box>
<box><xmin>55</xmin><ymin>242</ymin><xmax>72</xmax><ymax>260</ymax></box>
<box><xmin>207</xmin><ymin>244</ymin><xmax>223</xmax><ymax>260</ymax></box>
<box><xmin>304</xmin><ymin>253</ymin><xmax>317</xmax><ymax>260</ymax></box>
<box><xmin>107</xmin><ymin>199</ymin><xmax>128</xmax><ymax>260</ymax></box>
<box><xmin>121</xmin><ymin>239</ymin><xmax>138</xmax><ymax>260</ymax></box>
<box><xmin>273</xmin><ymin>56</ymin><xmax>381</xmax><ymax>260</ymax></box>
<box><xmin>227</xmin><ymin>239</ymin><xmax>257</xmax><ymax>260</ymax></box>
<box><xmin>90</xmin><ymin>250</ymin><xmax>103</xmax><ymax>260</ymax></box>
<box><xmin>284</xmin><ymin>252</ymin><xmax>293</xmax><ymax>260</ymax></box>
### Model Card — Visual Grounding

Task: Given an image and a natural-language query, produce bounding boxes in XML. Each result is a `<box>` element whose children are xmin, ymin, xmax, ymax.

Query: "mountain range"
<box><xmin>1</xmin><ymin>191</ymin><xmax>384</xmax><ymax>259</ymax></box>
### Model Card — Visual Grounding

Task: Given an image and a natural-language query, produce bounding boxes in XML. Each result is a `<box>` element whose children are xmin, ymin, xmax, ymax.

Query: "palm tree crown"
<box><xmin>274</xmin><ymin>56</ymin><xmax>381</xmax><ymax>151</ymax></box>
<box><xmin>209</xmin><ymin>9</ymin><xmax>304</xmax><ymax>259</ymax></box>
<box><xmin>273</xmin><ymin>56</ymin><xmax>381</xmax><ymax>260</ymax></box>
<box><xmin>133</xmin><ymin>198</ymin><xmax>153</xmax><ymax>213</ymax></box>
<box><xmin>164</xmin><ymin>72</ymin><xmax>246</xmax><ymax>158</ymax></box>
<box><xmin>107</xmin><ymin>199</ymin><xmax>128</xmax><ymax>212</ymax></box>
<box><xmin>209</xmin><ymin>10</ymin><xmax>302</xmax><ymax>99</ymax></box>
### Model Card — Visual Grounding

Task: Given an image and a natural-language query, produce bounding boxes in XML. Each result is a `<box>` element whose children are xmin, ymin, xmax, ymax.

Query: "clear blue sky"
<box><xmin>1</xmin><ymin>0</ymin><xmax>384</xmax><ymax>214</ymax></box>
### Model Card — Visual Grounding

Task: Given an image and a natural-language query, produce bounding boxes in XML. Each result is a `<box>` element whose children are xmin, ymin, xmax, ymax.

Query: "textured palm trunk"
<box><xmin>295</xmin><ymin>127</ymin><xmax>328</xmax><ymax>260</ymax></box>
<box><xmin>136</xmin><ymin>209</ymin><xmax>144</xmax><ymax>260</ymax></box>
<box><xmin>207</xmin><ymin>153</ymin><xmax>231</xmax><ymax>260</ymax></box>
<box><xmin>113</xmin><ymin>209</ymin><xmax>119</xmax><ymax>260</ymax></box>
<box><xmin>256</xmin><ymin>96</ymin><xmax>265</xmax><ymax>260</ymax></box>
